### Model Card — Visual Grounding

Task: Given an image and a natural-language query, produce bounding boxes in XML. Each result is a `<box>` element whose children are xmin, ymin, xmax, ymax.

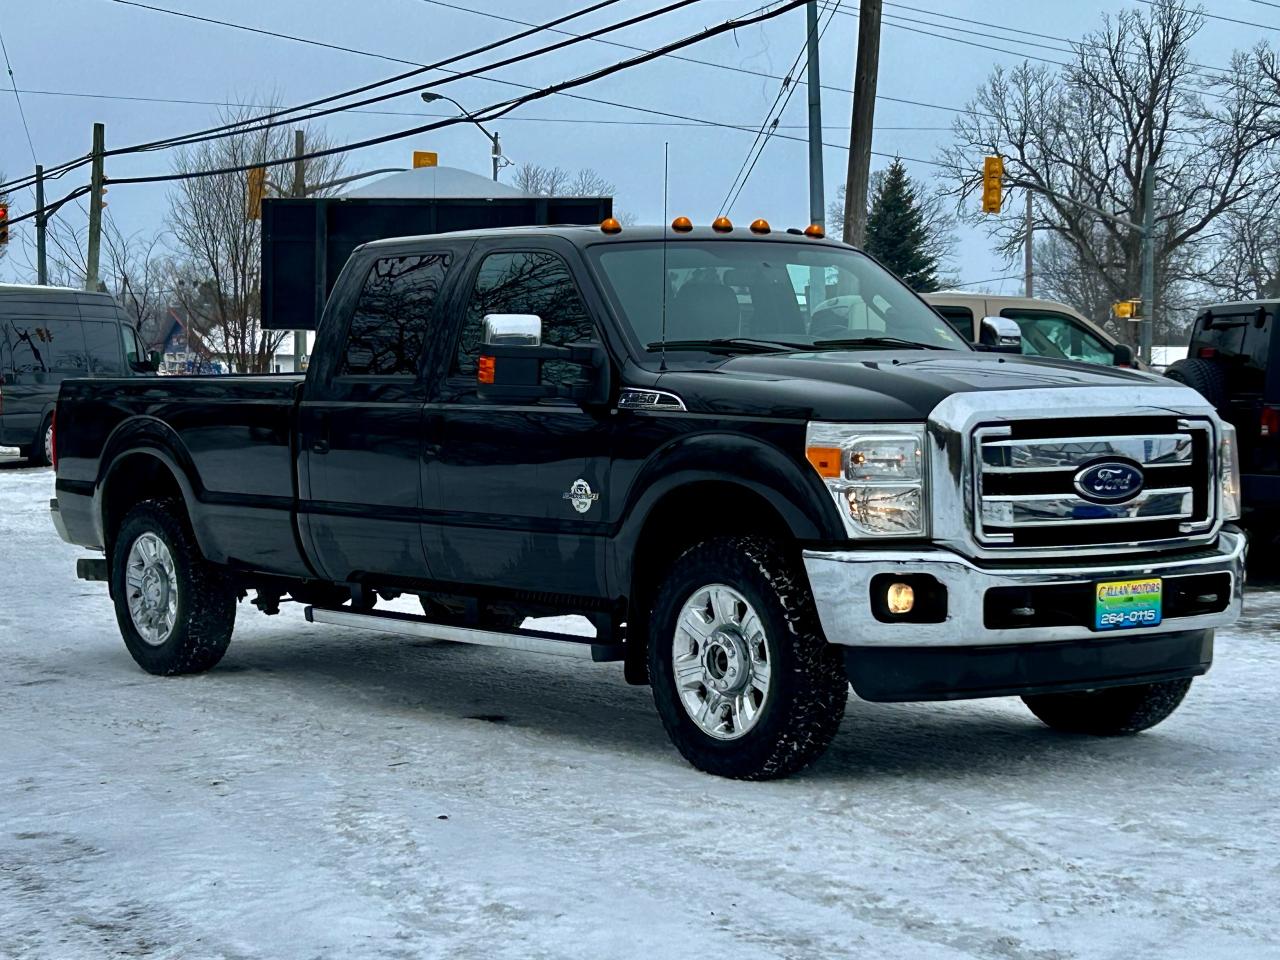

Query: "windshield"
<box><xmin>588</xmin><ymin>239</ymin><xmax>966</xmax><ymax>357</ymax></box>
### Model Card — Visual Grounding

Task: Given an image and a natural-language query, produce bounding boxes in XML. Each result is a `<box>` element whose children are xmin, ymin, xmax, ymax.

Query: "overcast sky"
<box><xmin>0</xmin><ymin>0</ymin><xmax>1262</xmax><ymax>291</ymax></box>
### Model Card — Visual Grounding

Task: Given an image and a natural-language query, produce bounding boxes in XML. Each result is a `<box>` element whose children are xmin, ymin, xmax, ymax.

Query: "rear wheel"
<box><xmin>26</xmin><ymin>415</ymin><xmax>53</xmax><ymax>467</ymax></box>
<box><xmin>110</xmin><ymin>499</ymin><xmax>237</xmax><ymax>675</ymax></box>
<box><xmin>1022</xmin><ymin>678</ymin><xmax>1192</xmax><ymax>736</ymax></box>
<box><xmin>1165</xmin><ymin>358</ymin><xmax>1227</xmax><ymax>411</ymax></box>
<box><xmin>648</xmin><ymin>536</ymin><xmax>847</xmax><ymax>780</ymax></box>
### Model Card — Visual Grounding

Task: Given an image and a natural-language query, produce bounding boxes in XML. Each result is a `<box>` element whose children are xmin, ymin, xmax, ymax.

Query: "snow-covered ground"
<box><xmin>3</xmin><ymin>453</ymin><xmax>1279</xmax><ymax>960</ymax></box>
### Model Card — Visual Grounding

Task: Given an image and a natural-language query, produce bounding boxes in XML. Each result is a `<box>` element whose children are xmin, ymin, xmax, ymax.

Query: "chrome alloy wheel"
<box><xmin>44</xmin><ymin>422</ymin><xmax>54</xmax><ymax>466</ymax></box>
<box><xmin>126</xmin><ymin>533</ymin><xmax>179</xmax><ymax>646</ymax></box>
<box><xmin>672</xmin><ymin>584</ymin><xmax>772</xmax><ymax>740</ymax></box>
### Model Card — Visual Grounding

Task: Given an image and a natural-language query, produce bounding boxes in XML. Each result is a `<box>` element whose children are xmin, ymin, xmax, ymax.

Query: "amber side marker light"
<box><xmin>803</xmin><ymin>223</ymin><xmax>825</xmax><ymax>239</ymax></box>
<box><xmin>478</xmin><ymin>355</ymin><xmax>496</xmax><ymax>384</ymax></box>
<box><xmin>671</xmin><ymin>216</ymin><xmax>693</xmax><ymax>232</ymax></box>
<box><xmin>600</xmin><ymin>217</ymin><xmax>622</xmax><ymax>234</ymax></box>
<box><xmin>750</xmin><ymin>218</ymin><xmax>771</xmax><ymax>234</ymax></box>
<box><xmin>712</xmin><ymin>216</ymin><xmax>733</xmax><ymax>233</ymax></box>
<box><xmin>805</xmin><ymin>445</ymin><xmax>842</xmax><ymax>478</ymax></box>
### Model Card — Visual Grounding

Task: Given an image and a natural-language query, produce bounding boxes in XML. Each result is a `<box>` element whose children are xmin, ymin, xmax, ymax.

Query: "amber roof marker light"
<box><xmin>803</xmin><ymin>223</ymin><xmax>825</xmax><ymax>238</ymax></box>
<box><xmin>750</xmin><ymin>218</ymin><xmax>771</xmax><ymax>234</ymax></box>
<box><xmin>600</xmin><ymin>217</ymin><xmax>622</xmax><ymax>235</ymax></box>
<box><xmin>711</xmin><ymin>216</ymin><xmax>733</xmax><ymax>233</ymax></box>
<box><xmin>671</xmin><ymin>216</ymin><xmax>693</xmax><ymax>232</ymax></box>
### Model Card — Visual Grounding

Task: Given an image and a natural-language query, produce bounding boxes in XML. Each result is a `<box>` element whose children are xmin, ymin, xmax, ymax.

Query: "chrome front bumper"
<box><xmin>803</xmin><ymin>527</ymin><xmax>1246</xmax><ymax>648</ymax></box>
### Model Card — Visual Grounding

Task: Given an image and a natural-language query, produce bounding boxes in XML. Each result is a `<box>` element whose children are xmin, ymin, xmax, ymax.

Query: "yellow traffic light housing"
<box><xmin>1113</xmin><ymin>299</ymin><xmax>1142</xmax><ymax>320</ymax></box>
<box><xmin>0</xmin><ymin>203</ymin><xmax>8</xmax><ymax>245</ymax></box>
<box><xmin>981</xmin><ymin>156</ymin><xmax>1003</xmax><ymax>214</ymax></box>
<box><xmin>246</xmin><ymin>167</ymin><xmax>267</xmax><ymax>220</ymax></box>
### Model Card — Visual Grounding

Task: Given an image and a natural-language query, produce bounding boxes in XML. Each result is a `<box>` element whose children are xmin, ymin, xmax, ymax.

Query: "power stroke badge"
<box><xmin>563</xmin><ymin>479</ymin><xmax>600</xmax><ymax>514</ymax></box>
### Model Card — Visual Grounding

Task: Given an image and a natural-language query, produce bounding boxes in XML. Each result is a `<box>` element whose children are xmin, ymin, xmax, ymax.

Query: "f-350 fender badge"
<box><xmin>563</xmin><ymin>479</ymin><xmax>600</xmax><ymax>514</ymax></box>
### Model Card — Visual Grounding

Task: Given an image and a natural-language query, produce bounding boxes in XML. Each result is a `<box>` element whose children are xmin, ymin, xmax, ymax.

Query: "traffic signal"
<box><xmin>0</xmin><ymin>203</ymin><xmax>8</xmax><ymax>245</ymax></box>
<box><xmin>246</xmin><ymin>167</ymin><xmax>266</xmax><ymax>220</ymax></box>
<box><xmin>981</xmin><ymin>156</ymin><xmax>1003</xmax><ymax>214</ymax></box>
<box><xmin>1113</xmin><ymin>299</ymin><xmax>1142</xmax><ymax>320</ymax></box>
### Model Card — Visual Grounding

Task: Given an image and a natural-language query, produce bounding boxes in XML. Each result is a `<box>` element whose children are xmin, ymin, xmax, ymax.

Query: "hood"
<box><xmin>652</xmin><ymin>350</ymin><xmax>1166</xmax><ymax>421</ymax></box>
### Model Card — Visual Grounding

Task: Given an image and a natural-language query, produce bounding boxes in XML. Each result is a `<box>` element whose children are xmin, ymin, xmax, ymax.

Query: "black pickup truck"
<box><xmin>51</xmin><ymin>222</ymin><xmax>1245</xmax><ymax>779</ymax></box>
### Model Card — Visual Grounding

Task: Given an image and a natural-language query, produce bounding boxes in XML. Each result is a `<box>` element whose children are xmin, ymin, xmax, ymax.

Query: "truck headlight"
<box><xmin>1220</xmin><ymin>422</ymin><xmax>1242</xmax><ymax>521</ymax></box>
<box><xmin>805</xmin><ymin>422</ymin><xmax>928</xmax><ymax>537</ymax></box>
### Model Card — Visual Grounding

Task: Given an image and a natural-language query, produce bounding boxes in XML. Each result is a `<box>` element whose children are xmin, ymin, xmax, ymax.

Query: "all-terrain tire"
<box><xmin>1022</xmin><ymin>678</ymin><xmax>1192</xmax><ymax>736</ymax></box>
<box><xmin>110</xmin><ymin>499</ymin><xmax>237</xmax><ymax>675</ymax></box>
<box><xmin>648</xmin><ymin>536</ymin><xmax>848</xmax><ymax>780</ymax></box>
<box><xmin>26</xmin><ymin>415</ymin><xmax>53</xmax><ymax>467</ymax></box>
<box><xmin>1165</xmin><ymin>358</ymin><xmax>1228</xmax><ymax>412</ymax></box>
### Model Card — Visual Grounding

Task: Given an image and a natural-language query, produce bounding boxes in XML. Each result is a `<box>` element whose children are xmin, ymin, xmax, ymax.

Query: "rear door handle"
<box><xmin>311</xmin><ymin>412</ymin><xmax>331</xmax><ymax>454</ymax></box>
<box><xmin>311</xmin><ymin>438</ymin><xmax>330</xmax><ymax>454</ymax></box>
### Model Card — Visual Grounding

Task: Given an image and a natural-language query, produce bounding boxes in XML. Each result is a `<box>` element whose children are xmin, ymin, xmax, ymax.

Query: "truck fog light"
<box><xmin>886</xmin><ymin>582</ymin><xmax>915</xmax><ymax>615</ymax></box>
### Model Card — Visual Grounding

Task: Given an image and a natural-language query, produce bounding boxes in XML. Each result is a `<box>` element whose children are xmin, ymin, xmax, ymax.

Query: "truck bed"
<box><xmin>54</xmin><ymin>373</ymin><xmax>311</xmax><ymax>577</ymax></box>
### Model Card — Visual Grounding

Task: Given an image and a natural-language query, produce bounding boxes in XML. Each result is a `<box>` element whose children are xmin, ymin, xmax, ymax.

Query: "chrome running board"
<box><xmin>304</xmin><ymin>605</ymin><xmax>624</xmax><ymax>662</ymax></box>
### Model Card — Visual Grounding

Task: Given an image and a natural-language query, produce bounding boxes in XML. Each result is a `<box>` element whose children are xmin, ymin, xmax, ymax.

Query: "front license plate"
<box><xmin>1094</xmin><ymin>578</ymin><xmax>1163</xmax><ymax>631</ymax></box>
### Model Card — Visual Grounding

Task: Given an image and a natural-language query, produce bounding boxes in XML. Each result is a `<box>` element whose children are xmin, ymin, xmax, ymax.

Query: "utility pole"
<box><xmin>1024</xmin><ymin>190</ymin><xmax>1033</xmax><ymax>298</ymax></box>
<box><xmin>34</xmin><ymin>164</ymin><xmax>47</xmax><ymax>285</ymax></box>
<box><xmin>85</xmin><ymin>122</ymin><xmax>105</xmax><ymax>292</ymax></box>
<box><xmin>1139</xmin><ymin>164</ymin><xmax>1155</xmax><ymax>365</ymax></box>
<box><xmin>841</xmin><ymin>0</ymin><xmax>881</xmax><ymax>247</ymax></box>
<box><xmin>805</xmin><ymin>0</ymin><xmax>824</xmax><ymax>230</ymax></box>
<box><xmin>291</xmin><ymin>129</ymin><xmax>307</xmax><ymax>373</ymax></box>
<box><xmin>490</xmin><ymin>132</ymin><xmax>502</xmax><ymax>182</ymax></box>
<box><xmin>805</xmin><ymin>0</ymin><xmax>826</xmax><ymax>307</ymax></box>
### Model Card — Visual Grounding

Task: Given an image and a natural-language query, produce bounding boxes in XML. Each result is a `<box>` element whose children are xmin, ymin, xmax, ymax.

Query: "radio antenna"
<box><xmin>660</xmin><ymin>141</ymin><xmax>669</xmax><ymax>372</ymax></box>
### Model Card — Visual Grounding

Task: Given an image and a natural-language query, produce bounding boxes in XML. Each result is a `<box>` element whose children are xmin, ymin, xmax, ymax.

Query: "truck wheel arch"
<box><xmin>96</xmin><ymin>420</ymin><xmax>205</xmax><ymax>557</ymax></box>
<box><xmin>613</xmin><ymin>436</ymin><xmax>844</xmax><ymax>684</ymax></box>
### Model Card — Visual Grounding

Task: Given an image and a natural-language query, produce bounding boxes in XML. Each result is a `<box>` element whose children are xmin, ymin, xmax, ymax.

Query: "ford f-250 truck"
<box><xmin>50</xmin><ymin>221</ymin><xmax>1246</xmax><ymax>780</ymax></box>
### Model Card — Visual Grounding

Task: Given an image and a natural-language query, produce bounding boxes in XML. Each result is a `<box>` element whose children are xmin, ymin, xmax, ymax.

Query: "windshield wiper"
<box><xmin>646</xmin><ymin>337</ymin><xmax>810</xmax><ymax>354</ymax></box>
<box><xmin>811</xmin><ymin>336</ymin><xmax>951</xmax><ymax>351</ymax></box>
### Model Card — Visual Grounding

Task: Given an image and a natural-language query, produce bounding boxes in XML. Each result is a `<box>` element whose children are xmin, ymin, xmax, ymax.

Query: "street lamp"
<box><xmin>421</xmin><ymin>91</ymin><xmax>511</xmax><ymax>182</ymax></box>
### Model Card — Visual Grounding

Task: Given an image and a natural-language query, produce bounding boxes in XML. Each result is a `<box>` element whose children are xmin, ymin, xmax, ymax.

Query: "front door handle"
<box><xmin>311</xmin><ymin>412</ymin><xmax>331</xmax><ymax>454</ymax></box>
<box><xmin>311</xmin><ymin>438</ymin><xmax>330</xmax><ymax>454</ymax></box>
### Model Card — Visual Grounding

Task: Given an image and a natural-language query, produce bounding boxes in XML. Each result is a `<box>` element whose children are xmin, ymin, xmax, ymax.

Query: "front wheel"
<box><xmin>1022</xmin><ymin>678</ymin><xmax>1192</xmax><ymax>736</ymax></box>
<box><xmin>648</xmin><ymin>537</ymin><xmax>848</xmax><ymax>780</ymax></box>
<box><xmin>110</xmin><ymin>499</ymin><xmax>237</xmax><ymax>675</ymax></box>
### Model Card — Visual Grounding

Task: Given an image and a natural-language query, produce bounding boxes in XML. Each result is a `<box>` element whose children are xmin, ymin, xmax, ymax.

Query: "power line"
<box><xmin>1138</xmin><ymin>0</ymin><xmax>1280</xmax><ymax>32</ymax></box>
<box><xmin>0</xmin><ymin>20</ymin><xmax>37</xmax><ymax>164</ymax></box>
<box><xmin>99</xmin><ymin>0</ymin><xmax>819</xmax><ymax>187</ymax></box>
<box><xmin>6</xmin><ymin>86</ymin><xmax>953</xmax><ymax>129</ymax></box>
<box><xmin>723</xmin><ymin>0</ymin><xmax>841</xmax><ymax>217</ymax></box>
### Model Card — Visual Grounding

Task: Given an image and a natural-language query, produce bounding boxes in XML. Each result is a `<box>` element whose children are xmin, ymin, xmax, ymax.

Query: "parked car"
<box><xmin>923</xmin><ymin>292</ymin><xmax>1138</xmax><ymax>369</ymax></box>
<box><xmin>0</xmin><ymin>284</ymin><xmax>156</xmax><ymax>465</ymax></box>
<box><xmin>50</xmin><ymin>224</ymin><xmax>1243</xmax><ymax>779</ymax></box>
<box><xmin>1165</xmin><ymin>300</ymin><xmax>1280</xmax><ymax>535</ymax></box>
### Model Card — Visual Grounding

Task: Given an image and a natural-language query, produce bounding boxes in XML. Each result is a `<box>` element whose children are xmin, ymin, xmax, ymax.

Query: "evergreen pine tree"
<box><xmin>863</xmin><ymin>159</ymin><xmax>941</xmax><ymax>292</ymax></box>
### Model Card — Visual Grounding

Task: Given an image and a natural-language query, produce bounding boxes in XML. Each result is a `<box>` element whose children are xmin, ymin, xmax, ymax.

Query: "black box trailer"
<box><xmin>260</xmin><ymin>195</ymin><xmax>612</xmax><ymax>331</ymax></box>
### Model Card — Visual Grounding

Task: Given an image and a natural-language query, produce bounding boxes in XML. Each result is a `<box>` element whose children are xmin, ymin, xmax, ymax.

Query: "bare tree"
<box><xmin>939</xmin><ymin>1</ymin><xmax>1275</xmax><ymax>343</ymax></box>
<box><xmin>166</xmin><ymin>105</ymin><xmax>346</xmax><ymax>373</ymax></box>
<box><xmin>23</xmin><ymin>204</ymin><xmax>167</xmax><ymax>328</ymax></box>
<box><xmin>514</xmin><ymin>163</ymin><xmax>571</xmax><ymax>197</ymax></box>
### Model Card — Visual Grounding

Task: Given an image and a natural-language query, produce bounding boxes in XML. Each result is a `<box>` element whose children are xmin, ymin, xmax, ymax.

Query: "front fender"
<box><xmin>608</xmin><ymin>430</ymin><xmax>844</xmax><ymax>595</ymax></box>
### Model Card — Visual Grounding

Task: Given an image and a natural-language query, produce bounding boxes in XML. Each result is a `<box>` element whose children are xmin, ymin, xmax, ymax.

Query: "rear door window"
<box><xmin>3</xmin><ymin>317</ymin><xmax>88</xmax><ymax>373</ymax></box>
<box><xmin>931</xmin><ymin>305</ymin><xmax>976</xmax><ymax>341</ymax></box>
<box><xmin>340</xmin><ymin>252</ymin><xmax>452</xmax><ymax>377</ymax></box>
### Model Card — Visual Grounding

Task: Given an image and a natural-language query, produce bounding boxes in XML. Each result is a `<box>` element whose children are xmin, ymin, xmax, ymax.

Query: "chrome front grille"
<box><xmin>973</xmin><ymin>418</ymin><xmax>1215</xmax><ymax>549</ymax></box>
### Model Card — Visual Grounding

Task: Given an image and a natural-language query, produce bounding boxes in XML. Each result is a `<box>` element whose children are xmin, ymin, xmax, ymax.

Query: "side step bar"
<box><xmin>304</xmin><ymin>605</ymin><xmax>625</xmax><ymax>663</ymax></box>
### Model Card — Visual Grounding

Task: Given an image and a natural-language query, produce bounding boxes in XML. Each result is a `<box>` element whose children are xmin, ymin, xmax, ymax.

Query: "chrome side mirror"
<box><xmin>483</xmin><ymin>313</ymin><xmax>542</xmax><ymax>346</ymax></box>
<box><xmin>979</xmin><ymin>315</ymin><xmax>1022</xmax><ymax>352</ymax></box>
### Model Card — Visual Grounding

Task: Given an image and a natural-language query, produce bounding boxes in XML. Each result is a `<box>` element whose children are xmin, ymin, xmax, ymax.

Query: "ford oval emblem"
<box><xmin>1074</xmin><ymin>461</ymin><xmax>1145</xmax><ymax>503</ymax></box>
